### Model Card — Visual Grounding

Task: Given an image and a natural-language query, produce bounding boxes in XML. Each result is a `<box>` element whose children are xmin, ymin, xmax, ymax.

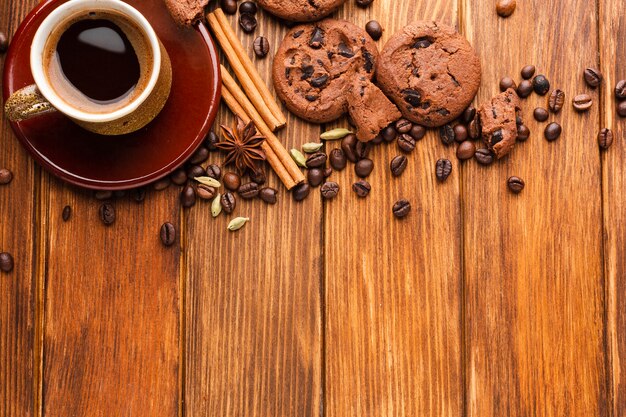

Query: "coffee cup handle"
<box><xmin>4</xmin><ymin>84</ymin><xmax>57</xmax><ymax>122</ymax></box>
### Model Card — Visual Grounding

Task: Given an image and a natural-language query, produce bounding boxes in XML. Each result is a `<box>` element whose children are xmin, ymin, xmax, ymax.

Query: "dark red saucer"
<box><xmin>3</xmin><ymin>0</ymin><xmax>221</xmax><ymax>190</ymax></box>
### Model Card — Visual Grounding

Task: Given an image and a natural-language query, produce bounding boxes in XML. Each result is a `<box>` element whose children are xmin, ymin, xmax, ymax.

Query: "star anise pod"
<box><xmin>217</xmin><ymin>115</ymin><xmax>266</xmax><ymax>174</ymax></box>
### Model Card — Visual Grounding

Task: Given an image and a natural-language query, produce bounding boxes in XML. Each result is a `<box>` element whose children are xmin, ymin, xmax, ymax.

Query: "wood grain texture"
<box><xmin>0</xmin><ymin>2</ymin><xmax>39</xmax><ymax>416</ymax></box>
<box><xmin>599</xmin><ymin>1</ymin><xmax>626</xmax><ymax>415</ymax></box>
<box><xmin>184</xmin><ymin>11</ymin><xmax>321</xmax><ymax>417</ymax></box>
<box><xmin>462</xmin><ymin>1</ymin><xmax>607</xmax><ymax>416</ymax></box>
<box><xmin>325</xmin><ymin>3</ymin><xmax>463</xmax><ymax>417</ymax></box>
<box><xmin>41</xmin><ymin>181</ymin><xmax>181</xmax><ymax>417</ymax></box>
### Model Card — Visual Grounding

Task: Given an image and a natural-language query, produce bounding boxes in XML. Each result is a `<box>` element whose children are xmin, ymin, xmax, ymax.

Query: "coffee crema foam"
<box><xmin>43</xmin><ymin>9</ymin><xmax>154</xmax><ymax>114</ymax></box>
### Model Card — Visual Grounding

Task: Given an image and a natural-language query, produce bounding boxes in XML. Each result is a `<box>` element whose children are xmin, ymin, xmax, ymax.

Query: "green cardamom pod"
<box><xmin>211</xmin><ymin>193</ymin><xmax>222</xmax><ymax>218</ymax></box>
<box><xmin>302</xmin><ymin>142</ymin><xmax>324</xmax><ymax>153</ymax></box>
<box><xmin>228</xmin><ymin>217</ymin><xmax>250</xmax><ymax>231</ymax></box>
<box><xmin>195</xmin><ymin>176</ymin><xmax>221</xmax><ymax>188</ymax></box>
<box><xmin>290</xmin><ymin>149</ymin><xmax>307</xmax><ymax>168</ymax></box>
<box><xmin>320</xmin><ymin>128</ymin><xmax>352</xmax><ymax>140</ymax></box>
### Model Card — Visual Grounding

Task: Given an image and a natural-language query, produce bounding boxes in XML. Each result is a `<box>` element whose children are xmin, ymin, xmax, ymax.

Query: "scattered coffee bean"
<box><xmin>61</xmin><ymin>205</ymin><xmax>72</xmax><ymax>221</ymax></box>
<box><xmin>221</xmin><ymin>192</ymin><xmax>236</xmax><ymax>212</ymax></box>
<box><xmin>548</xmin><ymin>89</ymin><xmax>565</xmax><ymax>113</ymax></box>
<box><xmin>615</xmin><ymin>80</ymin><xmax>626</xmax><ymax>99</ymax></box>
<box><xmin>516</xmin><ymin>115</ymin><xmax>523</xmax><ymax>125</ymax></box>
<box><xmin>499</xmin><ymin>76</ymin><xmax>516</xmax><ymax>91</ymax></box>
<box><xmin>0</xmin><ymin>252</ymin><xmax>13</xmax><ymax>273</ymax></box>
<box><xmin>249</xmin><ymin>168</ymin><xmax>266</xmax><ymax>184</ymax></box>
<box><xmin>435</xmin><ymin>159</ymin><xmax>452</xmax><ymax>181</ymax></box>
<box><xmin>618</xmin><ymin>101</ymin><xmax>626</xmax><ymax>118</ymax></box>
<box><xmin>196</xmin><ymin>184</ymin><xmax>217</xmax><ymax>200</ymax></box>
<box><xmin>598</xmin><ymin>128</ymin><xmax>613</xmax><ymax>150</ymax></box>
<box><xmin>186</xmin><ymin>165</ymin><xmax>206</xmax><ymax>179</ymax></box>
<box><xmin>352</xmin><ymin>180</ymin><xmax>371</xmax><ymax>197</ymax></box>
<box><xmin>292</xmin><ymin>183</ymin><xmax>310</xmax><ymax>201</ymax></box>
<box><xmin>0</xmin><ymin>32</ymin><xmax>7</xmax><ymax>53</ymax></box>
<box><xmin>392</xmin><ymin>199</ymin><xmax>411</xmax><ymax>218</ymax></box>
<box><xmin>474</xmin><ymin>148</ymin><xmax>494</xmax><ymax>165</ymax></box>
<box><xmin>584</xmin><ymin>68</ymin><xmax>602</xmax><ymax>88</ymax></box>
<box><xmin>469</xmin><ymin>118</ymin><xmax>481</xmax><ymax>139</ymax></box>
<box><xmin>99</xmin><ymin>203</ymin><xmax>115</xmax><ymax>225</ymax></box>
<box><xmin>306</xmin><ymin>152</ymin><xmax>327</xmax><ymax>168</ymax></box>
<box><xmin>356</xmin><ymin>0</ymin><xmax>374</xmax><ymax>7</ymax></box>
<box><xmin>462</xmin><ymin>106</ymin><xmax>476</xmax><ymax>124</ymax></box>
<box><xmin>410</xmin><ymin>124</ymin><xmax>426</xmax><ymax>140</ymax></box>
<box><xmin>521</xmin><ymin>65</ymin><xmax>536</xmax><ymax>80</ymax></box>
<box><xmin>0</xmin><ymin>168</ymin><xmax>13</xmax><ymax>185</ymax></box>
<box><xmin>372</xmin><ymin>134</ymin><xmax>384</xmax><ymax>144</ymax></box>
<box><xmin>456</xmin><ymin>141</ymin><xmax>476</xmax><ymax>160</ymax></box>
<box><xmin>170</xmin><ymin>168</ymin><xmax>188</xmax><ymax>185</ymax></box>
<box><xmin>160</xmin><ymin>222</ymin><xmax>176</xmax><ymax>247</ymax></box>
<box><xmin>532</xmin><ymin>74</ymin><xmax>550</xmax><ymax>95</ymax></box>
<box><xmin>253</xmin><ymin>36</ymin><xmax>269</xmax><ymax>58</ymax></box>
<box><xmin>397</xmin><ymin>134</ymin><xmax>416</xmax><ymax>153</ymax></box>
<box><xmin>223</xmin><ymin>172</ymin><xmax>241</xmax><ymax>191</ymax></box>
<box><xmin>180</xmin><ymin>185</ymin><xmax>196</xmax><ymax>208</ymax></box>
<box><xmin>239</xmin><ymin>13</ymin><xmax>257</xmax><ymax>33</ymax></box>
<box><xmin>189</xmin><ymin>146</ymin><xmax>209</xmax><ymax>165</ymax></box>
<box><xmin>395</xmin><ymin>118</ymin><xmax>412</xmax><ymax>134</ymax></box>
<box><xmin>533</xmin><ymin>107</ymin><xmax>549</xmax><ymax>122</ymax></box>
<box><xmin>365</xmin><ymin>20</ymin><xmax>383</xmax><ymax>40</ymax></box>
<box><xmin>355</xmin><ymin>158</ymin><xmax>374</xmax><ymax>178</ymax></box>
<box><xmin>259</xmin><ymin>187</ymin><xmax>278</xmax><ymax>204</ymax></box>
<box><xmin>205</xmin><ymin>164</ymin><xmax>222</xmax><ymax>180</ymax></box>
<box><xmin>544</xmin><ymin>122</ymin><xmax>562</xmax><ymax>141</ymax></box>
<box><xmin>496</xmin><ymin>0</ymin><xmax>516</xmax><ymax>17</ymax></box>
<box><xmin>354</xmin><ymin>141</ymin><xmax>371</xmax><ymax>160</ymax></box>
<box><xmin>308</xmin><ymin>168</ymin><xmax>324</xmax><ymax>187</ymax></box>
<box><xmin>132</xmin><ymin>188</ymin><xmax>146</xmax><ymax>203</ymax></box>
<box><xmin>517</xmin><ymin>79</ymin><xmax>533</xmax><ymax>98</ymax></box>
<box><xmin>454</xmin><ymin>124</ymin><xmax>468</xmax><ymax>142</ymax></box>
<box><xmin>390</xmin><ymin>155</ymin><xmax>407</xmax><ymax>177</ymax></box>
<box><xmin>94</xmin><ymin>190</ymin><xmax>113</xmax><ymax>200</ymax></box>
<box><xmin>321</xmin><ymin>182</ymin><xmax>340</xmax><ymax>199</ymax></box>
<box><xmin>153</xmin><ymin>177</ymin><xmax>171</xmax><ymax>191</ymax></box>
<box><xmin>507</xmin><ymin>176</ymin><xmax>525</xmax><ymax>194</ymax></box>
<box><xmin>439</xmin><ymin>124</ymin><xmax>455</xmax><ymax>145</ymax></box>
<box><xmin>238</xmin><ymin>182</ymin><xmax>259</xmax><ymax>199</ymax></box>
<box><xmin>323</xmin><ymin>167</ymin><xmax>332</xmax><ymax>178</ymax></box>
<box><xmin>220</xmin><ymin>0</ymin><xmax>238</xmax><ymax>14</ymax></box>
<box><xmin>517</xmin><ymin>124</ymin><xmax>530</xmax><ymax>141</ymax></box>
<box><xmin>572</xmin><ymin>94</ymin><xmax>592</xmax><ymax>112</ymax></box>
<box><xmin>204</xmin><ymin>131</ymin><xmax>219</xmax><ymax>151</ymax></box>
<box><xmin>341</xmin><ymin>134</ymin><xmax>358</xmax><ymax>163</ymax></box>
<box><xmin>239</xmin><ymin>1</ymin><xmax>257</xmax><ymax>13</ymax></box>
<box><xmin>382</xmin><ymin>125</ymin><xmax>397</xmax><ymax>142</ymax></box>
<box><xmin>329</xmin><ymin>148</ymin><xmax>347</xmax><ymax>170</ymax></box>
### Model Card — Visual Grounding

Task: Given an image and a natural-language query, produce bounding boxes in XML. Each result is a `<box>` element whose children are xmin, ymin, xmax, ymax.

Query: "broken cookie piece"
<box><xmin>478</xmin><ymin>88</ymin><xmax>521</xmax><ymax>158</ymax></box>
<box><xmin>165</xmin><ymin>0</ymin><xmax>208</xmax><ymax>26</ymax></box>
<box><xmin>347</xmin><ymin>76</ymin><xmax>402</xmax><ymax>142</ymax></box>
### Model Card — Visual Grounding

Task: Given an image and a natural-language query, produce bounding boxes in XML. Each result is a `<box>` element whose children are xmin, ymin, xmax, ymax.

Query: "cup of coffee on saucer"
<box><xmin>4</xmin><ymin>0</ymin><xmax>172</xmax><ymax>135</ymax></box>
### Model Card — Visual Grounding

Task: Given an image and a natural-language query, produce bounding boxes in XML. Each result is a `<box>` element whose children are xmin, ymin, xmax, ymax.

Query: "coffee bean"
<box><xmin>329</xmin><ymin>148</ymin><xmax>347</xmax><ymax>171</ymax></box>
<box><xmin>583</xmin><ymin>68</ymin><xmax>602</xmax><ymax>88</ymax></box>
<box><xmin>499</xmin><ymin>76</ymin><xmax>516</xmax><ymax>91</ymax></box>
<box><xmin>355</xmin><ymin>158</ymin><xmax>374</xmax><ymax>178</ymax></box>
<box><xmin>61</xmin><ymin>205</ymin><xmax>72</xmax><ymax>221</ymax></box>
<box><xmin>462</xmin><ymin>106</ymin><xmax>476</xmax><ymax>124</ymax></box>
<box><xmin>292</xmin><ymin>183</ymin><xmax>310</xmax><ymax>201</ymax></box>
<box><xmin>598</xmin><ymin>128</ymin><xmax>613</xmax><ymax>150</ymax></box>
<box><xmin>365</xmin><ymin>20</ymin><xmax>383</xmax><ymax>40</ymax></box>
<box><xmin>356</xmin><ymin>0</ymin><xmax>374</xmax><ymax>7</ymax></box>
<box><xmin>223</xmin><ymin>172</ymin><xmax>241</xmax><ymax>191</ymax></box>
<box><xmin>99</xmin><ymin>203</ymin><xmax>115</xmax><ymax>225</ymax></box>
<box><xmin>204</xmin><ymin>131</ymin><xmax>219</xmax><ymax>151</ymax></box>
<box><xmin>397</xmin><ymin>134</ymin><xmax>416</xmax><ymax>153</ymax></box>
<box><xmin>180</xmin><ymin>185</ymin><xmax>196</xmax><ymax>208</ymax></box>
<box><xmin>0</xmin><ymin>32</ymin><xmax>7</xmax><ymax>53</ymax></box>
<box><xmin>253</xmin><ymin>36</ymin><xmax>269</xmax><ymax>58</ymax></box>
<box><xmin>572</xmin><ymin>93</ymin><xmax>592</xmax><ymax>112</ymax></box>
<box><xmin>170</xmin><ymin>168</ymin><xmax>188</xmax><ymax>185</ymax></box>
<box><xmin>189</xmin><ymin>146</ymin><xmax>209</xmax><ymax>165</ymax></box>
<box><xmin>392</xmin><ymin>199</ymin><xmax>411</xmax><ymax>218</ymax></box>
<box><xmin>517</xmin><ymin>80</ymin><xmax>533</xmax><ymax>98</ymax></box>
<box><xmin>132</xmin><ymin>188</ymin><xmax>146</xmax><ymax>203</ymax></box>
<box><xmin>496</xmin><ymin>0</ymin><xmax>516</xmax><ymax>17</ymax></box>
<box><xmin>308</xmin><ymin>168</ymin><xmax>324</xmax><ymax>187</ymax></box>
<box><xmin>323</xmin><ymin>167</ymin><xmax>332</xmax><ymax>177</ymax></box>
<box><xmin>0</xmin><ymin>168</ymin><xmax>13</xmax><ymax>184</ymax></box>
<box><xmin>259</xmin><ymin>187</ymin><xmax>278</xmax><ymax>204</ymax></box>
<box><xmin>238</xmin><ymin>182</ymin><xmax>259</xmax><ymax>199</ymax></box>
<box><xmin>321</xmin><ymin>182</ymin><xmax>339</xmax><ymax>199</ymax></box>
<box><xmin>153</xmin><ymin>177</ymin><xmax>171</xmax><ymax>191</ymax></box>
<box><xmin>390</xmin><ymin>155</ymin><xmax>407</xmax><ymax>177</ymax></box>
<box><xmin>532</xmin><ymin>75</ymin><xmax>550</xmax><ymax>95</ymax></box>
<box><xmin>456</xmin><ymin>141</ymin><xmax>476</xmax><ymax>160</ymax></box>
<box><xmin>516</xmin><ymin>115</ymin><xmax>523</xmax><ymax>125</ymax></box>
<box><xmin>239</xmin><ymin>1</ymin><xmax>257</xmax><ymax>13</ymax></box>
<box><xmin>548</xmin><ymin>89</ymin><xmax>565</xmax><ymax>113</ymax></box>
<box><xmin>533</xmin><ymin>107</ymin><xmax>549</xmax><ymax>122</ymax></box>
<box><xmin>410</xmin><ymin>124</ymin><xmax>426</xmax><ymax>140</ymax></box>
<box><xmin>307</xmin><ymin>152</ymin><xmax>327</xmax><ymax>168</ymax></box>
<box><xmin>239</xmin><ymin>13</ymin><xmax>257</xmax><ymax>33</ymax></box>
<box><xmin>371</xmin><ymin>134</ymin><xmax>383</xmax><ymax>145</ymax></box>
<box><xmin>186</xmin><ymin>165</ymin><xmax>206</xmax><ymax>179</ymax></box>
<box><xmin>517</xmin><ymin>124</ymin><xmax>530</xmax><ymax>141</ymax></box>
<box><xmin>220</xmin><ymin>0</ymin><xmax>238</xmax><ymax>14</ymax></box>
<box><xmin>474</xmin><ymin>148</ymin><xmax>494</xmax><ymax>165</ymax></box>
<box><xmin>618</xmin><ymin>101</ymin><xmax>626</xmax><ymax>117</ymax></box>
<box><xmin>615</xmin><ymin>80</ymin><xmax>626</xmax><ymax>99</ymax></box>
<box><xmin>352</xmin><ymin>180</ymin><xmax>371</xmax><ymax>197</ymax></box>
<box><xmin>196</xmin><ymin>184</ymin><xmax>217</xmax><ymax>200</ymax></box>
<box><xmin>382</xmin><ymin>125</ymin><xmax>397</xmax><ymax>142</ymax></box>
<box><xmin>435</xmin><ymin>159</ymin><xmax>452</xmax><ymax>181</ymax></box>
<box><xmin>544</xmin><ymin>122</ymin><xmax>562</xmax><ymax>141</ymax></box>
<box><xmin>469</xmin><ymin>118</ymin><xmax>481</xmax><ymax>139</ymax></box>
<box><xmin>439</xmin><ymin>124</ymin><xmax>455</xmax><ymax>145</ymax></box>
<box><xmin>249</xmin><ymin>168</ymin><xmax>266</xmax><ymax>184</ymax></box>
<box><xmin>0</xmin><ymin>252</ymin><xmax>13</xmax><ymax>272</ymax></box>
<box><xmin>221</xmin><ymin>192</ymin><xmax>236</xmax><ymax>213</ymax></box>
<box><xmin>507</xmin><ymin>176</ymin><xmax>525</xmax><ymax>194</ymax></box>
<box><xmin>341</xmin><ymin>134</ymin><xmax>358</xmax><ymax>163</ymax></box>
<box><xmin>309</xmin><ymin>27</ymin><xmax>325</xmax><ymax>49</ymax></box>
<box><xmin>521</xmin><ymin>65</ymin><xmax>536</xmax><ymax>80</ymax></box>
<box><xmin>454</xmin><ymin>124</ymin><xmax>468</xmax><ymax>142</ymax></box>
<box><xmin>395</xmin><ymin>118</ymin><xmax>412</xmax><ymax>134</ymax></box>
<box><xmin>160</xmin><ymin>222</ymin><xmax>176</xmax><ymax>247</ymax></box>
<box><xmin>94</xmin><ymin>190</ymin><xmax>112</xmax><ymax>200</ymax></box>
<box><xmin>205</xmin><ymin>164</ymin><xmax>222</xmax><ymax>180</ymax></box>
<box><xmin>354</xmin><ymin>141</ymin><xmax>371</xmax><ymax>160</ymax></box>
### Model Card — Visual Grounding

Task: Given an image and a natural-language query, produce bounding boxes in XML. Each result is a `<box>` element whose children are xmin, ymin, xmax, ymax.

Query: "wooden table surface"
<box><xmin>1</xmin><ymin>0</ymin><xmax>625</xmax><ymax>416</ymax></box>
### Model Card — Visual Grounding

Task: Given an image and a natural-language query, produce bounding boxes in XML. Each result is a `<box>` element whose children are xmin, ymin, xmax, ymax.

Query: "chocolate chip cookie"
<box><xmin>272</xmin><ymin>19</ymin><xmax>379</xmax><ymax>124</ymax></box>
<box><xmin>376</xmin><ymin>21</ymin><xmax>481</xmax><ymax>127</ymax></box>
<box><xmin>257</xmin><ymin>0</ymin><xmax>346</xmax><ymax>22</ymax></box>
<box><xmin>478</xmin><ymin>88</ymin><xmax>521</xmax><ymax>158</ymax></box>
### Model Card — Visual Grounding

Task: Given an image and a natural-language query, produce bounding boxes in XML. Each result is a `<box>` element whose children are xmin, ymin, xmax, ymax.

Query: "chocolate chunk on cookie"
<box><xmin>347</xmin><ymin>76</ymin><xmax>402</xmax><ymax>142</ymax></box>
<box><xmin>478</xmin><ymin>88</ymin><xmax>521</xmax><ymax>158</ymax></box>
<box><xmin>257</xmin><ymin>0</ymin><xmax>346</xmax><ymax>22</ymax></box>
<box><xmin>272</xmin><ymin>19</ymin><xmax>379</xmax><ymax>124</ymax></box>
<box><xmin>376</xmin><ymin>21</ymin><xmax>481</xmax><ymax>127</ymax></box>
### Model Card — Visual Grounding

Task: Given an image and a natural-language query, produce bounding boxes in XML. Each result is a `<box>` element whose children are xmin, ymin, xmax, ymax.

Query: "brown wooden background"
<box><xmin>1</xmin><ymin>0</ymin><xmax>625</xmax><ymax>416</ymax></box>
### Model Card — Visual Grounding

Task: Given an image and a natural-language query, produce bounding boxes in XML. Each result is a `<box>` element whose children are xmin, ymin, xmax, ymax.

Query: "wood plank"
<box><xmin>599</xmin><ymin>1</ymin><xmax>626</xmax><ymax>415</ymax></box>
<box><xmin>0</xmin><ymin>1</ymin><xmax>40</xmax><ymax>416</ymax></box>
<box><xmin>325</xmin><ymin>3</ymin><xmax>463</xmax><ymax>417</ymax></box>
<box><xmin>462</xmin><ymin>1</ymin><xmax>607</xmax><ymax>416</ymax></box>
<box><xmin>42</xmin><ymin>182</ymin><xmax>181</xmax><ymax>417</ymax></box>
<box><xmin>184</xmin><ymin>12</ymin><xmax>322</xmax><ymax>417</ymax></box>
